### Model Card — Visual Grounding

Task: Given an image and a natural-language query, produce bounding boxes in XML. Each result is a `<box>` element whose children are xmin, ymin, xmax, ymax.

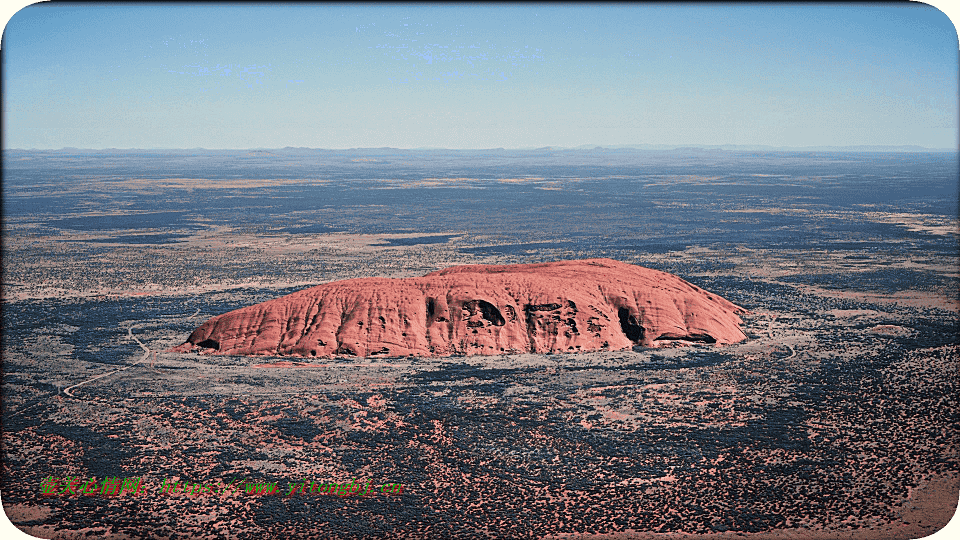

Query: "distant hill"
<box><xmin>567</xmin><ymin>143</ymin><xmax>954</xmax><ymax>153</ymax></box>
<box><xmin>6</xmin><ymin>144</ymin><xmax>955</xmax><ymax>153</ymax></box>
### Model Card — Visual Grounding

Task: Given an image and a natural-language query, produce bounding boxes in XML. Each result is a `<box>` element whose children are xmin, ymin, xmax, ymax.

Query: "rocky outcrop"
<box><xmin>174</xmin><ymin>258</ymin><xmax>747</xmax><ymax>358</ymax></box>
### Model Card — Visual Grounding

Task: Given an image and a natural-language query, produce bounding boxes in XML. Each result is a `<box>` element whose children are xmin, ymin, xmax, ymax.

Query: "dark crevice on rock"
<box><xmin>465</xmin><ymin>299</ymin><xmax>506</xmax><ymax>326</ymax></box>
<box><xmin>656</xmin><ymin>333</ymin><xmax>717</xmax><ymax>344</ymax></box>
<box><xmin>335</xmin><ymin>345</ymin><xmax>357</xmax><ymax>356</ymax></box>
<box><xmin>196</xmin><ymin>338</ymin><xmax>220</xmax><ymax>350</ymax></box>
<box><xmin>618</xmin><ymin>308</ymin><xmax>644</xmax><ymax>343</ymax></box>
<box><xmin>527</xmin><ymin>303</ymin><xmax>562</xmax><ymax>312</ymax></box>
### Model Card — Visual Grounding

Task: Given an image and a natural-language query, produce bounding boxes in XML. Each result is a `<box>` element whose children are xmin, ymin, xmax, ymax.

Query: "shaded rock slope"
<box><xmin>174</xmin><ymin>258</ymin><xmax>747</xmax><ymax>358</ymax></box>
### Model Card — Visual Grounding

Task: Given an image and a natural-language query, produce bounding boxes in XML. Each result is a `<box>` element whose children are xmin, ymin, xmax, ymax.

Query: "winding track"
<box><xmin>61</xmin><ymin>298</ymin><xmax>201</xmax><ymax>399</ymax></box>
<box><xmin>58</xmin><ymin>311</ymin><xmax>345</xmax><ymax>400</ymax></box>
<box><xmin>62</xmin><ymin>324</ymin><xmax>151</xmax><ymax>398</ymax></box>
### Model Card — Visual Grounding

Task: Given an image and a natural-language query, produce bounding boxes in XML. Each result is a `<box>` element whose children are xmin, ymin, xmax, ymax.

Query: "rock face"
<box><xmin>174</xmin><ymin>258</ymin><xmax>747</xmax><ymax>358</ymax></box>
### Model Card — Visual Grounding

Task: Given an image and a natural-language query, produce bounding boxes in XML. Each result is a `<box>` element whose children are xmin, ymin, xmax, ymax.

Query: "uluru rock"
<box><xmin>173</xmin><ymin>258</ymin><xmax>747</xmax><ymax>358</ymax></box>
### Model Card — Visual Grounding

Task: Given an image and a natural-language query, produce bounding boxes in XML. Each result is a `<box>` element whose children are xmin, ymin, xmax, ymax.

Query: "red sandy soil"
<box><xmin>544</xmin><ymin>473</ymin><xmax>959</xmax><ymax>540</ymax></box>
<box><xmin>174</xmin><ymin>258</ymin><xmax>747</xmax><ymax>358</ymax></box>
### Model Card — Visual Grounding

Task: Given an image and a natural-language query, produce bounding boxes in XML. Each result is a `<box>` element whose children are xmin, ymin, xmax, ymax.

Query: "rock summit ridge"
<box><xmin>174</xmin><ymin>258</ymin><xmax>747</xmax><ymax>358</ymax></box>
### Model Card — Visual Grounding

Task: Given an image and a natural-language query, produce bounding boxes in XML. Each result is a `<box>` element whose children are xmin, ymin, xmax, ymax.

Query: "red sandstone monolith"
<box><xmin>174</xmin><ymin>258</ymin><xmax>747</xmax><ymax>357</ymax></box>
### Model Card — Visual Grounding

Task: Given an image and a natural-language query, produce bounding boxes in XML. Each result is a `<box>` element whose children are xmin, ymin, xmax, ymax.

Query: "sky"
<box><xmin>2</xmin><ymin>3</ymin><xmax>958</xmax><ymax>150</ymax></box>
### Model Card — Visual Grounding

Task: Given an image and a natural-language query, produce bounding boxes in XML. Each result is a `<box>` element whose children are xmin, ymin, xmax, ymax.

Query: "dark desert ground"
<box><xmin>2</xmin><ymin>147</ymin><xmax>958</xmax><ymax>539</ymax></box>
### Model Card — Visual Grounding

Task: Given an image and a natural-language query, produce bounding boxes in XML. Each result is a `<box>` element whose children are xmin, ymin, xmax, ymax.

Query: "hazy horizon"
<box><xmin>5</xmin><ymin>143</ymin><xmax>957</xmax><ymax>152</ymax></box>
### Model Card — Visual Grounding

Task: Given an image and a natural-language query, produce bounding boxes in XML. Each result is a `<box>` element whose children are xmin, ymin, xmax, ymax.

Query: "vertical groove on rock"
<box><xmin>522</xmin><ymin>304</ymin><xmax>537</xmax><ymax>353</ymax></box>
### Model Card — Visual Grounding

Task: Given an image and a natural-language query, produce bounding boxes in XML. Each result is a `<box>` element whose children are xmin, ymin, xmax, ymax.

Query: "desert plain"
<box><xmin>1</xmin><ymin>147</ymin><xmax>957</xmax><ymax>539</ymax></box>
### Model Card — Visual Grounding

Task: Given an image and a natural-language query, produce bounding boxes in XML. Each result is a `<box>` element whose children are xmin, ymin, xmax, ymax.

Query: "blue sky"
<box><xmin>2</xmin><ymin>3</ymin><xmax>957</xmax><ymax>149</ymax></box>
